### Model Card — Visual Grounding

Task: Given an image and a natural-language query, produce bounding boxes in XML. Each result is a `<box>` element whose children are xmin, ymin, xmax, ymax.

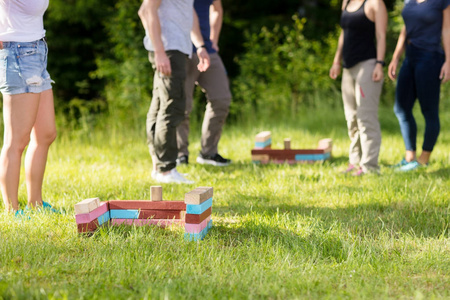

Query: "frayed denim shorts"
<box><xmin>0</xmin><ymin>38</ymin><xmax>53</xmax><ymax>95</ymax></box>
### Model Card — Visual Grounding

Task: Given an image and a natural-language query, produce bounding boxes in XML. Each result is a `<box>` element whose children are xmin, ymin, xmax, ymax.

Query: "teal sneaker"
<box><xmin>14</xmin><ymin>210</ymin><xmax>30</xmax><ymax>220</ymax></box>
<box><xmin>26</xmin><ymin>201</ymin><xmax>60</xmax><ymax>214</ymax></box>
<box><xmin>391</xmin><ymin>158</ymin><xmax>409</xmax><ymax>168</ymax></box>
<box><xmin>397</xmin><ymin>160</ymin><xmax>426</xmax><ymax>172</ymax></box>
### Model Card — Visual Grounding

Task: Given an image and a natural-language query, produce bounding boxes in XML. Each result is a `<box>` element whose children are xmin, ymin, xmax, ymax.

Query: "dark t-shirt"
<box><xmin>402</xmin><ymin>0</ymin><xmax>450</xmax><ymax>53</ymax></box>
<box><xmin>192</xmin><ymin>0</ymin><xmax>216</xmax><ymax>54</ymax></box>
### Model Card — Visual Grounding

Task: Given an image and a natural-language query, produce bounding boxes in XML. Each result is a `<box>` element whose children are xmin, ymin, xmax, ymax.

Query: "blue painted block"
<box><xmin>254</xmin><ymin>138</ymin><xmax>271</xmax><ymax>148</ymax></box>
<box><xmin>110</xmin><ymin>209</ymin><xmax>139</xmax><ymax>219</ymax></box>
<box><xmin>97</xmin><ymin>211</ymin><xmax>110</xmax><ymax>226</ymax></box>
<box><xmin>186</xmin><ymin>198</ymin><xmax>212</xmax><ymax>214</ymax></box>
<box><xmin>184</xmin><ymin>219</ymin><xmax>213</xmax><ymax>241</ymax></box>
<box><xmin>295</xmin><ymin>152</ymin><xmax>330</xmax><ymax>161</ymax></box>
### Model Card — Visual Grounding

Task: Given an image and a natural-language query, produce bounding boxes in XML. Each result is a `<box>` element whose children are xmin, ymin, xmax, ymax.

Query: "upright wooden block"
<box><xmin>284</xmin><ymin>138</ymin><xmax>291</xmax><ymax>150</ymax></box>
<box><xmin>184</xmin><ymin>187</ymin><xmax>213</xmax><ymax>205</ymax></box>
<box><xmin>185</xmin><ymin>207</ymin><xmax>212</xmax><ymax>224</ymax></box>
<box><xmin>74</xmin><ymin>198</ymin><xmax>100</xmax><ymax>215</ymax></box>
<box><xmin>255</xmin><ymin>131</ymin><xmax>271</xmax><ymax>142</ymax></box>
<box><xmin>318</xmin><ymin>138</ymin><xmax>333</xmax><ymax>151</ymax></box>
<box><xmin>151</xmin><ymin>186</ymin><xmax>162</xmax><ymax>201</ymax></box>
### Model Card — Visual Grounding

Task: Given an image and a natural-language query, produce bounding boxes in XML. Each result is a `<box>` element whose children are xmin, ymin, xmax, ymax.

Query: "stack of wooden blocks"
<box><xmin>184</xmin><ymin>187</ymin><xmax>213</xmax><ymax>241</ymax></box>
<box><xmin>251</xmin><ymin>131</ymin><xmax>333</xmax><ymax>164</ymax></box>
<box><xmin>74</xmin><ymin>186</ymin><xmax>213</xmax><ymax>241</ymax></box>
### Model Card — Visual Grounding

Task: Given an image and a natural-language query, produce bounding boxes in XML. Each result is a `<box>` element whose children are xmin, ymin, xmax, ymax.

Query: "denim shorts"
<box><xmin>0</xmin><ymin>39</ymin><xmax>53</xmax><ymax>95</ymax></box>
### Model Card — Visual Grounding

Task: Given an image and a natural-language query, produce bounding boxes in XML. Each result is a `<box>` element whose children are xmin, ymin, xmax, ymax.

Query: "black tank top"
<box><xmin>340</xmin><ymin>0</ymin><xmax>376</xmax><ymax>68</ymax></box>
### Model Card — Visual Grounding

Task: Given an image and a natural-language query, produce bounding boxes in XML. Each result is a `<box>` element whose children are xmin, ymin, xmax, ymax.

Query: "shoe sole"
<box><xmin>196</xmin><ymin>157</ymin><xmax>231</xmax><ymax>166</ymax></box>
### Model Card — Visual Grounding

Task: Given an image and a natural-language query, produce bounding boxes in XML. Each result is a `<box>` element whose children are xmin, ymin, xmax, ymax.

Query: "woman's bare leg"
<box><xmin>25</xmin><ymin>89</ymin><xmax>57</xmax><ymax>208</ymax></box>
<box><xmin>0</xmin><ymin>93</ymin><xmax>40</xmax><ymax>211</ymax></box>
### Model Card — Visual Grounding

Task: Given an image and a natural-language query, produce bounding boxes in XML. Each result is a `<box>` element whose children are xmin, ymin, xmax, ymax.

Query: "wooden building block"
<box><xmin>110</xmin><ymin>218</ymin><xmax>184</xmax><ymax>228</ymax></box>
<box><xmin>151</xmin><ymin>186</ymin><xmax>162</xmax><ymax>201</ymax></box>
<box><xmin>254</xmin><ymin>139</ymin><xmax>272</xmax><ymax>149</ymax></box>
<box><xmin>184</xmin><ymin>219</ymin><xmax>213</xmax><ymax>241</ymax></box>
<box><xmin>186</xmin><ymin>198</ymin><xmax>212</xmax><ymax>214</ymax></box>
<box><xmin>185</xmin><ymin>216</ymin><xmax>212</xmax><ymax>234</ymax></box>
<box><xmin>110</xmin><ymin>209</ymin><xmax>139</xmax><ymax>219</ymax></box>
<box><xmin>139</xmin><ymin>209</ymin><xmax>184</xmax><ymax>220</ymax></box>
<box><xmin>185</xmin><ymin>207</ymin><xmax>212</xmax><ymax>224</ymax></box>
<box><xmin>108</xmin><ymin>200</ymin><xmax>186</xmax><ymax>211</ymax></box>
<box><xmin>255</xmin><ymin>131</ymin><xmax>271</xmax><ymax>142</ymax></box>
<box><xmin>77</xmin><ymin>219</ymin><xmax>99</xmax><ymax>233</ymax></box>
<box><xmin>251</xmin><ymin>154</ymin><xmax>270</xmax><ymax>162</ymax></box>
<box><xmin>284</xmin><ymin>138</ymin><xmax>291</xmax><ymax>149</ymax></box>
<box><xmin>184</xmin><ymin>187</ymin><xmax>213</xmax><ymax>205</ymax></box>
<box><xmin>74</xmin><ymin>197</ymin><xmax>100</xmax><ymax>215</ymax></box>
<box><xmin>97</xmin><ymin>211</ymin><xmax>110</xmax><ymax>226</ymax></box>
<box><xmin>318</xmin><ymin>138</ymin><xmax>333</xmax><ymax>153</ymax></box>
<box><xmin>75</xmin><ymin>202</ymin><xmax>109</xmax><ymax>224</ymax></box>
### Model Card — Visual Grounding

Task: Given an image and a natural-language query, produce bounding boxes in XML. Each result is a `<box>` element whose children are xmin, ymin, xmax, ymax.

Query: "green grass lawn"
<box><xmin>0</xmin><ymin>105</ymin><xmax>449</xmax><ymax>299</ymax></box>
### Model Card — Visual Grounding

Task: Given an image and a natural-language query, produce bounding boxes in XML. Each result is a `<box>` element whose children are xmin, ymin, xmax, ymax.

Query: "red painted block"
<box><xmin>108</xmin><ymin>200</ymin><xmax>186</xmax><ymax>211</ymax></box>
<box><xmin>185</xmin><ymin>207</ymin><xmax>212</xmax><ymax>224</ymax></box>
<box><xmin>77</xmin><ymin>219</ymin><xmax>99</xmax><ymax>233</ymax></box>
<box><xmin>138</xmin><ymin>209</ymin><xmax>184</xmax><ymax>220</ymax></box>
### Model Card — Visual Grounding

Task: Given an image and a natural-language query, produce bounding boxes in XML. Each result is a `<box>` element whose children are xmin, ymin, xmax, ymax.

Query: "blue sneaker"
<box><xmin>26</xmin><ymin>201</ymin><xmax>60</xmax><ymax>214</ymax></box>
<box><xmin>14</xmin><ymin>210</ymin><xmax>30</xmax><ymax>220</ymax></box>
<box><xmin>391</xmin><ymin>158</ymin><xmax>409</xmax><ymax>168</ymax></box>
<box><xmin>397</xmin><ymin>160</ymin><xmax>426</xmax><ymax>172</ymax></box>
<box><xmin>41</xmin><ymin>201</ymin><xmax>60</xmax><ymax>214</ymax></box>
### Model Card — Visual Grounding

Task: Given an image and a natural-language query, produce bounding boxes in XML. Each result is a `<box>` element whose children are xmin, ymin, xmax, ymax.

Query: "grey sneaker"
<box><xmin>155</xmin><ymin>169</ymin><xmax>194</xmax><ymax>184</ymax></box>
<box><xmin>196</xmin><ymin>153</ymin><xmax>231</xmax><ymax>166</ymax></box>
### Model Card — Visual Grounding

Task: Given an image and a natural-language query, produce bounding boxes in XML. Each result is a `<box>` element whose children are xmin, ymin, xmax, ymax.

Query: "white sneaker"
<box><xmin>155</xmin><ymin>169</ymin><xmax>194</xmax><ymax>184</ymax></box>
<box><xmin>151</xmin><ymin>170</ymin><xmax>157</xmax><ymax>179</ymax></box>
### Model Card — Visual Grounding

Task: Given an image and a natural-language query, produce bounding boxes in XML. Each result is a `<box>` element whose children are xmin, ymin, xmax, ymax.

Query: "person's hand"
<box><xmin>196</xmin><ymin>47</ymin><xmax>210</xmax><ymax>72</ymax></box>
<box><xmin>440</xmin><ymin>60</ymin><xmax>450</xmax><ymax>83</ymax></box>
<box><xmin>372</xmin><ymin>63</ymin><xmax>384</xmax><ymax>82</ymax></box>
<box><xmin>329</xmin><ymin>63</ymin><xmax>341</xmax><ymax>80</ymax></box>
<box><xmin>388</xmin><ymin>59</ymin><xmax>399</xmax><ymax>81</ymax></box>
<box><xmin>155</xmin><ymin>51</ymin><xmax>171</xmax><ymax>76</ymax></box>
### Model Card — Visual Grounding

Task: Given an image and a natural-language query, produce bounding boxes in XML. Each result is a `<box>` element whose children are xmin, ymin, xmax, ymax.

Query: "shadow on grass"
<box><xmin>213</xmin><ymin>199</ymin><xmax>448</xmax><ymax>240</ymax></box>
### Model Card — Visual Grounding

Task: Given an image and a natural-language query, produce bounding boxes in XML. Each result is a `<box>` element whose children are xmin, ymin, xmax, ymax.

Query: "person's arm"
<box><xmin>440</xmin><ymin>5</ymin><xmax>450</xmax><ymax>83</ymax></box>
<box><xmin>329</xmin><ymin>0</ymin><xmax>348</xmax><ymax>80</ymax></box>
<box><xmin>209</xmin><ymin>0</ymin><xmax>223</xmax><ymax>52</ymax></box>
<box><xmin>388</xmin><ymin>25</ymin><xmax>407</xmax><ymax>81</ymax></box>
<box><xmin>371</xmin><ymin>0</ymin><xmax>388</xmax><ymax>82</ymax></box>
<box><xmin>138</xmin><ymin>0</ymin><xmax>171</xmax><ymax>76</ymax></box>
<box><xmin>329</xmin><ymin>30</ymin><xmax>344</xmax><ymax>80</ymax></box>
<box><xmin>191</xmin><ymin>9</ymin><xmax>210</xmax><ymax>72</ymax></box>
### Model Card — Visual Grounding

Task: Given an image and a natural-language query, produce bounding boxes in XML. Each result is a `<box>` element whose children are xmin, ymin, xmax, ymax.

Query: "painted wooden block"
<box><xmin>184</xmin><ymin>219</ymin><xmax>213</xmax><ymax>241</ymax></box>
<box><xmin>186</xmin><ymin>198</ymin><xmax>212</xmax><ymax>214</ymax></box>
<box><xmin>151</xmin><ymin>186</ymin><xmax>162</xmax><ymax>201</ymax></box>
<box><xmin>254</xmin><ymin>139</ymin><xmax>272</xmax><ymax>149</ymax></box>
<box><xmin>108</xmin><ymin>200</ymin><xmax>186</xmax><ymax>211</ymax></box>
<box><xmin>185</xmin><ymin>216</ymin><xmax>211</xmax><ymax>234</ymax></box>
<box><xmin>255</xmin><ymin>131</ymin><xmax>271</xmax><ymax>142</ymax></box>
<box><xmin>185</xmin><ymin>207</ymin><xmax>211</xmax><ymax>224</ymax></box>
<box><xmin>184</xmin><ymin>187</ymin><xmax>213</xmax><ymax>205</ymax></box>
<box><xmin>74</xmin><ymin>197</ymin><xmax>100</xmax><ymax>215</ymax></box>
<box><xmin>77</xmin><ymin>219</ymin><xmax>99</xmax><ymax>233</ymax></box>
<box><xmin>110</xmin><ymin>209</ymin><xmax>139</xmax><ymax>219</ymax></box>
<box><xmin>295</xmin><ymin>152</ymin><xmax>331</xmax><ymax>161</ymax></box>
<box><xmin>97</xmin><ymin>211</ymin><xmax>111</xmax><ymax>226</ymax></box>
<box><xmin>139</xmin><ymin>209</ymin><xmax>184</xmax><ymax>220</ymax></box>
<box><xmin>75</xmin><ymin>202</ymin><xmax>109</xmax><ymax>224</ymax></box>
<box><xmin>110</xmin><ymin>218</ymin><xmax>184</xmax><ymax>227</ymax></box>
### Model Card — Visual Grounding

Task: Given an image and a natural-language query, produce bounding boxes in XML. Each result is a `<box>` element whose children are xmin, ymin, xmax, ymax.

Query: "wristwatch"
<box><xmin>376</xmin><ymin>60</ymin><xmax>385</xmax><ymax>67</ymax></box>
